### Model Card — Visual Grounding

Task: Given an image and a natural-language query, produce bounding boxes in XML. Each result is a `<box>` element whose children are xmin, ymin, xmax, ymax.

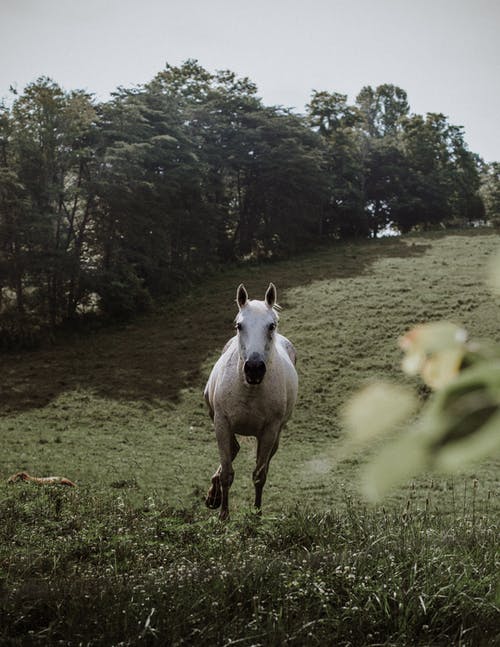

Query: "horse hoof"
<box><xmin>219</xmin><ymin>509</ymin><xmax>229</xmax><ymax>521</ymax></box>
<box><xmin>205</xmin><ymin>477</ymin><xmax>221</xmax><ymax>509</ymax></box>
<box><xmin>205</xmin><ymin>493</ymin><xmax>221</xmax><ymax>509</ymax></box>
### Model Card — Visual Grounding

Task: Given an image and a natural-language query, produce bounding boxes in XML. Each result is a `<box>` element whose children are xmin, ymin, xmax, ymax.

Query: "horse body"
<box><xmin>204</xmin><ymin>283</ymin><xmax>298</xmax><ymax>520</ymax></box>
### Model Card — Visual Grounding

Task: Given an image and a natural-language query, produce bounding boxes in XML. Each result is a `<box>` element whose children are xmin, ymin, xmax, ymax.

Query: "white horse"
<box><xmin>204</xmin><ymin>283</ymin><xmax>298</xmax><ymax>520</ymax></box>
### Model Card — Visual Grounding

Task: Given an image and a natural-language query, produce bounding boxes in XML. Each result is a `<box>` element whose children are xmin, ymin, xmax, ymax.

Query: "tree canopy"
<box><xmin>0</xmin><ymin>61</ymin><xmax>496</xmax><ymax>345</ymax></box>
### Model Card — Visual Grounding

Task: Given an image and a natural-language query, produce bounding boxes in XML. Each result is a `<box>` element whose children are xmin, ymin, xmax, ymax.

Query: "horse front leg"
<box><xmin>253</xmin><ymin>428</ymin><xmax>280</xmax><ymax>513</ymax></box>
<box><xmin>206</xmin><ymin>422</ymin><xmax>239</xmax><ymax>520</ymax></box>
<box><xmin>205</xmin><ymin>465</ymin><xmax>223</xmax><ymax>510</ymax></box>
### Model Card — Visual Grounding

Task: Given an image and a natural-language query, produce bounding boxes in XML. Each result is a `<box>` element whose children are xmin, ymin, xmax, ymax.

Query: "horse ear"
<box><xmin>265</xmin><ymin>283</ymin><xmax>277</xmax><ymax>308</ymax></box>
<box><xmin>236</xmin><ymin>284</ymin><xmax>248</xmax><ymax>308</ymax></box>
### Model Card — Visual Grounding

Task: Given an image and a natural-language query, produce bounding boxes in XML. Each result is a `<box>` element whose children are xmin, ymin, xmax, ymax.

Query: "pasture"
<box><xmin>0</xmin><ymin>231</ymin><xmax>499</xmax><ymax>645</ymax></box>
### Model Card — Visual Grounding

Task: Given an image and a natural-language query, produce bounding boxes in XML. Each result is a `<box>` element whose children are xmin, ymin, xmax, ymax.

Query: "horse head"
<box><xmin>235</xmin><ymin>283</ymin><xmax>279</xmax><ymax>385</ymax></box>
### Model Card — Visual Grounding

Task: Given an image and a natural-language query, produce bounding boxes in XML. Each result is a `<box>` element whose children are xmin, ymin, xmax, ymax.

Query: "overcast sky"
<box><xmin>1</xmin><ymin>0</ymin><xmax>499</xmax><ymax>161</ymax></box>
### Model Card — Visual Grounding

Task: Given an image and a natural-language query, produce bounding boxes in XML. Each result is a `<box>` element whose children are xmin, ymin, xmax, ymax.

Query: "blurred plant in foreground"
<box><xmin>342</xmin><ymin>255</ymin><xmax>500</xmax><ymax>501</ymax></box>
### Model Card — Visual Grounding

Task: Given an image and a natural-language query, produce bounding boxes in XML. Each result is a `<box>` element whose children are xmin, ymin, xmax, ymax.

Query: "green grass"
<box><xmin>1</xmin><ymin>230</ymin><xmax>499</xmax><ymax>645</ymax></box>
<box><xmin>0</xmin><ymin>486</ymin><xmax>497</xmax><ymax>646</ymax></box>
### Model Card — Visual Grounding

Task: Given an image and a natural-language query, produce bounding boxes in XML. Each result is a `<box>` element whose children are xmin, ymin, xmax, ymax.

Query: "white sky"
<box><xmin>1</xmin><ymin>0</ymin><xmax>499</xmax><ymax>161</ymax></box>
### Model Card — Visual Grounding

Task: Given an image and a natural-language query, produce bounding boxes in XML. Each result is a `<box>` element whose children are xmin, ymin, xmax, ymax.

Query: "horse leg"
<box><xmin>253</xmin><ymin>428</ymin><xmax>280</xmax><ymax>513</ymax></box>
<box><xmin>206</xmin><ymin>433</ymin><xmax>239</xmax><ymax>514</ymax></box>
<box><xmin>217</xmin><ymin>425</ymin><xmax>239</xmax><ymax>521</ymax></box>
<box><xmin>205</xmin><ymin>466</ymin><xmax>222</xmax><ymax>510</ymax></box>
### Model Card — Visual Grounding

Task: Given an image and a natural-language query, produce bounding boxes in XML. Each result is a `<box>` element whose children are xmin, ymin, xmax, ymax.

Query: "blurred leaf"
<box><xmin>461</xmin><ymin>339</ymin><xmax>500</xmax><ymax>368</ymax></box>
<box><xmin>361</xmin><ymin>432</ymin><xmax>428</xmax><ymax>501</ymax></box>
<box><xmin>342</xmin><ymin>381</ymin><xmax>418</xmax><ymax>445</ymax></box>
<box><xmin>359</xmin><ymin>361</ymin><xmax>500</xmax><ymax>500</ymax></box>
<box><xmin>434</xmin><ymin>409</ymin><xmax>500</xmax><ymax>471</ymax></box>
<box><xmin>399</xmin><ymin>321</ymin><xmax>467</xmax><ymax>356</ymax></box>
<box><xmin>420</xmin><ymin>348</ymin><xmax>466</xmax><ymax>390</ymax></box>
<box><xmin>399</xmin><ymin>322</ymin><xmax>468</xmax><ymax>389</ymax></box>
<box><xmin>423</xmin><ymin>360</ymin><xmax>500</xmax><ymax>455</ymax></box>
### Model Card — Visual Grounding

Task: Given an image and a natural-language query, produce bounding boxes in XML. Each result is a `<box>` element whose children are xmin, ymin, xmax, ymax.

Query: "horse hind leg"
<box><xmin>205</xmin><ymin>435</ymin><xmax>240</xmax><ymax>511</ymax></box>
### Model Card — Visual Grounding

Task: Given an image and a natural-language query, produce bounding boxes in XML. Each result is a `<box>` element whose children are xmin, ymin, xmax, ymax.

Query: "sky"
<box><xmin>1</xmin><ymin>0</ymin><xmax>499</xmax><ymax>161</ymax></box>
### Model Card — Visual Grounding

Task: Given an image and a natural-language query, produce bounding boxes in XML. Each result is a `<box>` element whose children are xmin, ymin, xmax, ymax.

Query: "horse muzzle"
<box><xmin>244</xmin><ymin>354</ymin><xmax>267</xmax><ymax>385</ymax></box>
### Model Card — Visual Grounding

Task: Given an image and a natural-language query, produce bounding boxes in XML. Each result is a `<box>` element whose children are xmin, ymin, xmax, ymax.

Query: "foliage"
<box><xmin>0</xmin><ymin>64</ymin><xmax>493</xmax><ymax>344</ymax></box>
<box><xmin>343</xmin><ymin>263</ymin><xmax>500</xmax><ymax>500</ymax></box>
<box><xmin>481</xmin><ymin>162</ymin><xmax>500</xmax><ymax>225</ymax></box>
<box><xmin>356</xmin><ymin>84</ymin><xmax>410</xmax><ymax>138</ymax></box>
<box><xmin>393</xmin><ymin>113</ymin><xmax>483</xmax><ymax>232</ymax></box>
<box><xmin>307</xmin><ymin>90</ymin><xmax>366</xmax><ymax>238</ymax></box>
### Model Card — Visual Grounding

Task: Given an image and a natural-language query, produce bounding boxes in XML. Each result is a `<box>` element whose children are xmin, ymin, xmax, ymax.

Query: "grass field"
<box><xmin>1</xmin><ymin>231</ymin><xmax>499</xmax><ymax>645</ymax></box>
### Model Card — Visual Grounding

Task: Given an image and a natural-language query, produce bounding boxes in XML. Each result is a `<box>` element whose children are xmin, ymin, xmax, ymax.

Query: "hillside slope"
<box><xmin>1</xmin><ymin>231</ymin><xmax>499</xmax><ymax>511</ymax></box>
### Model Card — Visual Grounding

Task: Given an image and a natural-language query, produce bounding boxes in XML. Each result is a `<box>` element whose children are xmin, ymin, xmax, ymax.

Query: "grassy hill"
<box><xmin>1</xmin><ymin>231</ymin><xmax>499</xmax><ymax>645</ymax></box>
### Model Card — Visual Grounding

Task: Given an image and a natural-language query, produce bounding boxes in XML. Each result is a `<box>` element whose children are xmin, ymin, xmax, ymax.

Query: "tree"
<box><xmin>0</xmin><ymin>166</ymin><xmax>30</xmax><ymax>316</ymax></box>
<box><xmin>154</xmin><ymin>61</ymin><xmax>327</xmax><ymax>258</ymax></box>
<box><xmin>480</xmin><ymin>162</ymin><xmax>500</xmax><ymax>225</ymax></box>
<box><xmin>0</xmin><ymin>67</ymin><xmax>491</xmax><ymax>340</ymax></box>
<box><xmin>0</xmin><ymin>78</ymin><xmax>99</xmax><ymax>337</ymax></box>
<box><xmin>362</xmin><ymin>138</ymin><xmax>409</xmax><ymax>237</ymax></box>
<box><xmin>393</xmin><ymin>113</ymin><xmax>484</xmax><ymax>233</ymax></box>
<box><xmin>95</xmin><ymin>84</ymin><xmax>207</xmax><ymax>313</ymax></box>
<box><xmin>307</xmin><ymin>91</ymin><xmax>366</xmax><ymax>238</ymax></box>
<box><xmin>232</xmin><ymin>106</ymin><xmax>327</xmax><ymax>255</ymax></box>
<box><xmin>356</xmin><ymin>84</ymin><xmax>409</xmax><ymax>138</ymax></box>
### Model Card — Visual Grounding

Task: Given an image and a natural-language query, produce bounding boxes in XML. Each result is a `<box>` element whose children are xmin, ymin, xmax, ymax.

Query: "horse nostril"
<box><xmin>244</xmin><ymin>360</ymin><xmax>266</xmax><ymax>373</ymax></box>
<box><xmin>244</xmin><ymin>358</ymin><xmax>267</xmax><ymax>384</ymax></box>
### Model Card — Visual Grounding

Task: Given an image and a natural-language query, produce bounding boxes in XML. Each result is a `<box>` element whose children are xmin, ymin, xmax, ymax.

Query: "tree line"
<box><xmin>1</xmin><ymin>60</ymin><xmax>499</xmax><ymax>346</ymax></box>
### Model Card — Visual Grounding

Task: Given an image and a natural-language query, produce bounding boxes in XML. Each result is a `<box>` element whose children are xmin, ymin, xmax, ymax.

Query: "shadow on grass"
<box><xmin>0</xmin><ymin>238</ymin><xmax>430</xmax><ymax>414</ymax></box>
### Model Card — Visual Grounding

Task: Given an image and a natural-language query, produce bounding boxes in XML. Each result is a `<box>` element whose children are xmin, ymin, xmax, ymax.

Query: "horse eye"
<box><xmin>236</xmin><ymin>322</ymin><xmax>242</xmax><ymax>331</ymax></box>
<box><xmin>269</xmin><ymin>323</ymin><xmax>276</xmax><ymax>332</ymax></box>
